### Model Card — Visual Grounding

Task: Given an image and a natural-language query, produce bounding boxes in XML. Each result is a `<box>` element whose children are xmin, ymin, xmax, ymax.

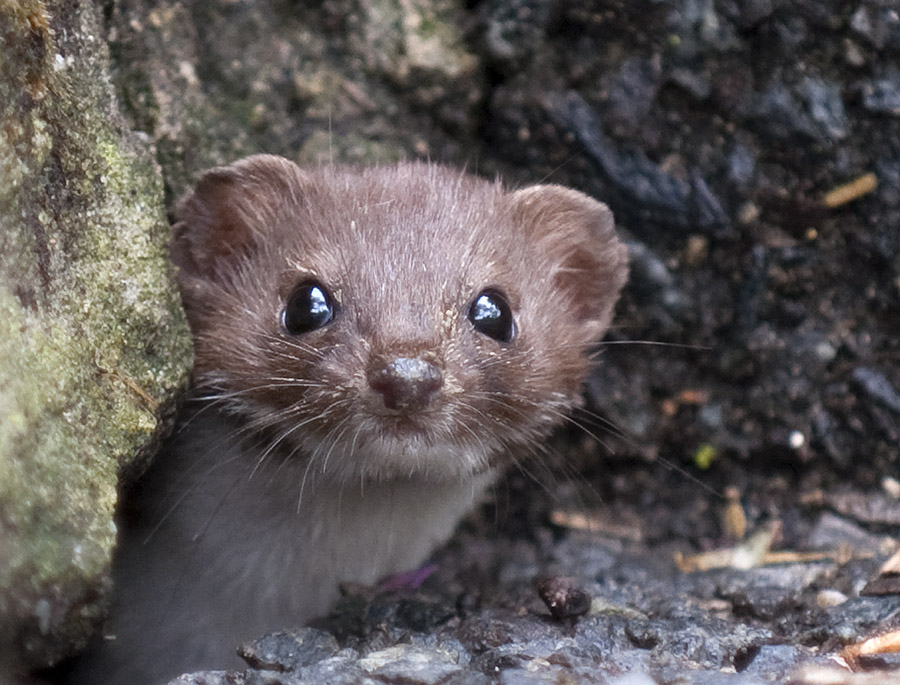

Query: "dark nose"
<box><xmin>367</xmin><ymin>357</ymin><xmax>443</xmax><ymax>412</ymax></box>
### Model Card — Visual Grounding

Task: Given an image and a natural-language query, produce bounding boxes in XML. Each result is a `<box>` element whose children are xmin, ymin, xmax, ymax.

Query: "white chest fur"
<box><xmin>77</xmin><ymin>409</ymin><xmax>495</xmax><ymax>685</ymax></box>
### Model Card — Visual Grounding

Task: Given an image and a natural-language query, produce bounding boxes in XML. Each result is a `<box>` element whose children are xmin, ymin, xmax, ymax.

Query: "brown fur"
<box><xmin>69</xmin><ymin>156</ymin><xmax>628</xmax><ymax>685</ymax></box>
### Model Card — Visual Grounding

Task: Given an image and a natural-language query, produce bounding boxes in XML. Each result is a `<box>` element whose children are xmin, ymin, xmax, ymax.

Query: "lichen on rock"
<box><xmin>0</xmin><ymin>0</ymin><xmax>191</xmax><ymax>674</ymax></box>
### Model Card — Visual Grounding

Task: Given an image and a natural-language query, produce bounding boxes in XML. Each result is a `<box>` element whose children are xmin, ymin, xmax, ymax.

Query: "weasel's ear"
<box><xmin>172</xmin><ymin>154</ymin><xmax>307</xmax><ymax>282</ymax></box>
<box><xmin>509</xmin><ymin>184</ymin><xmax>629</xmax><ymax>340</ymax></box>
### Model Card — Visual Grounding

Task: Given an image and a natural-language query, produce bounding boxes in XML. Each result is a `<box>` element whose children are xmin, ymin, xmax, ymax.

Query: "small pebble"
<box><xmin>737</xmin><ymin>201</ymin><xmax>761</xmax><ymax>225</ymax></box>
<box><xmin>537</xmin><ymin>576</ymin><xmax>592</xmax><ymax>620</ymax></box>
<box><xmin>883</xmin><ymin>476</ymin><xmax>900</xmax><ymax>500</ymax></box>
<box><xmin>816</xmin><ymin>589</ymin><xmax>849</xmax><ymax>608</ymax></box>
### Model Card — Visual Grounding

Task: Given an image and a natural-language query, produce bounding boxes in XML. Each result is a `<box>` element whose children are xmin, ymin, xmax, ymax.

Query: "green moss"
<box><xmin>0</xmin><ymin>0</ymin><xmax>191</xmax><ymax>671</ymax></box>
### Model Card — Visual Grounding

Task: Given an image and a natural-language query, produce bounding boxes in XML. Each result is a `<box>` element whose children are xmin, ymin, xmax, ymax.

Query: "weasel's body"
<box><xmin>72</xmin><ymin>157</ymin><xmax>627</xmax><ymax>684</ymax></box>
<box><xmin>91</xmin><ymin>410</ymin><xmax>492</xmax><ymax>682</ymax></box>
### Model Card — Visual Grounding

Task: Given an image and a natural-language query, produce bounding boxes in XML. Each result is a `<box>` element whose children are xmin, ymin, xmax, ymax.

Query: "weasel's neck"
<box><xmin>112</xmin><ymin>408</ymin><xmax>495</xmax><ymax>675</ymax></box>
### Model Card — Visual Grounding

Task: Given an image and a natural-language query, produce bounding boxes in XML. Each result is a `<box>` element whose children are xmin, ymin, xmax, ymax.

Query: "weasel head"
<box><xmin>172</xmin><ymin>156</ymin><xmax>628</xmax><ymax>483</ymax></box>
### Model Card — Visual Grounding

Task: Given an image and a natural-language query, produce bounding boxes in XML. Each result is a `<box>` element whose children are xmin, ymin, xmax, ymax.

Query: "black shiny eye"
<box><xmin>281</xmin><ymin>281</ymin><xmax>336</xmax><ymax>335</ymax></box>
<box><xmin>468</xmin><ymin>288</ymin><xmax>515</xmax><ymax>343</ymax></box>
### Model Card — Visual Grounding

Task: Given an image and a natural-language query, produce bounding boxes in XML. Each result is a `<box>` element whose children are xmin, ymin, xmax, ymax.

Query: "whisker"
<box><xmin>247</xmin><ymin>412</ymin><xmax>325</xmax><ymax>480</ymax></box>
<box><xmin>595</xmin><ymin>339</ymin><xmax>711</xmax><ymax>350</ymax></box>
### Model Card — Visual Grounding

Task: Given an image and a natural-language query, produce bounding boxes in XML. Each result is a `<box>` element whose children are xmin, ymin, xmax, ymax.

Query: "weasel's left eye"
<box><xmin>468</xmin><ymin>288</ymin><xmax>515</xmax><ymax>343</ymax></box>
<box><xmin>282</xmin><ymin>281</ymin><xmax>336</xmax><ymax>335</ymax></box>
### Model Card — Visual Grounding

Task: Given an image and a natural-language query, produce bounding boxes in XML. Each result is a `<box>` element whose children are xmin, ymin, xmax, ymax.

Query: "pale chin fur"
<box><xmin>208</xmin><ymin>393</ymin><xmax>501</xmax><ymax>482</ymax></box>
<box><xmin>302</xmin><ymin>432</ymin><xmax>498</xmax><ymax>482</ymax></box>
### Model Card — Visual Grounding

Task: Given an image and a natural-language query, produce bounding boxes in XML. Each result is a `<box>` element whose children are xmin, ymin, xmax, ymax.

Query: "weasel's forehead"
<box><xmin>289</xmin><ymin>175</ymin><xmax>510</xmax><ymax>259</ymax></box>
<box><xmin>335</xmin><ymin>177</ymin><xmax>502</xmax><ymax>235</ymax></box>
<box><xmin>275</xmin><ymin>166</ymin><xmax>527</xmax><ymax>298</ymax></box>
<box><xmin>309</xmin><ymin>163</ymin><xmax>501</xmax><ymax>218</ymax></box>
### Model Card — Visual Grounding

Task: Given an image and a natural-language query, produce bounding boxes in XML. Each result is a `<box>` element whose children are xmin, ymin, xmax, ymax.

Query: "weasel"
<box><xmin>71</xmin><ymin>155</ymin><xmax>628</xmax><ymax>684</ymax></box>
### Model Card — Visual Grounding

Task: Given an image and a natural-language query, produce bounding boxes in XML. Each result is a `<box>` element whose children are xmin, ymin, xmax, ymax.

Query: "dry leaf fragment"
<box><xmin>675</xmin><ymin>523</ymin><xmax>779</xmax><ymax>572</ymax></box>
<box><xmin>880</xmin><ymin>549</ymin><xmax>900</xmax><ymax>575</ymax></box>
<box><xmin>823</xmin><ymin>172</ymin><xmax>878</xmax><ymax>208</ymax></box>
<box><xmin>674</xmin><ymin>522</ymin><xmax>857</xmax><ymax>573</ymax></box>
<box><xmin>722</xmin><ymin>485</ymin><xmax>748</xmax><ymax>541</ymax></box>
<box><xmin>860</xmin><ymin>549</ymin><xmax>900</xmax><ymax>596</ymax></box>
<box><xmin>789</xmin><ymin>665</ymin><xmax>900</xmax><ymax>684</ymax></box>
<box><xmin>840</xmin><ymin>629</ymin><xmax>900</xmax><ymax>670</ymax></box>
<box><xmin>549</xmin><ymin>509</ymin><xmax>644</xmax><ymax>542</ymax></box>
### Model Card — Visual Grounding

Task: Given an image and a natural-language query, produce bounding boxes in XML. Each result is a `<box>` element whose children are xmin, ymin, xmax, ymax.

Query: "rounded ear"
<box><xmin>509</xmin><ymin>184</ymin><xmax>629</xmax><ymax>339</ymax></box>
<box><xmin>171</xmin><ymin>154</ymin><xmax>308</xmax><ymax>282</ymax></box>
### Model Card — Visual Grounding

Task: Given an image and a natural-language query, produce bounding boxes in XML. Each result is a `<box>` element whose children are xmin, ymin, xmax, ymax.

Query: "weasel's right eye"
<box><xmin>282</xmin><ymin>281</ymin><xmax>336</xmax><ymax>335</ymax></box>
<box><xmin>468</xmin><ymin>288</ymin><xmax>515</xmax><ymax>343</ymax></box>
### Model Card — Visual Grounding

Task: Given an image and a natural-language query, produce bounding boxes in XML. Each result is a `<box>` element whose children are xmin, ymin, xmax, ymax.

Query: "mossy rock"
<box><xmin>0</xmin><ymin>0</ymin><xmax>191</xmax><ymax>673</ymax></box>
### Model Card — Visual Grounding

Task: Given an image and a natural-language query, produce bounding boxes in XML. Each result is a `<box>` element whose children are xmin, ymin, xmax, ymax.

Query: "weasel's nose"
<box><xmin>367</xmin><ymin>357</ymin><xmax>443</xmax><ymax>412</ymax></box>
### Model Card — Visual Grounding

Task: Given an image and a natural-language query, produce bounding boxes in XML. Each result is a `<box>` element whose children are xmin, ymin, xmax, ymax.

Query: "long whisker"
<box><xmin>595</xmin><ymin>340</ymin><xmax>711</xmax><ymax>350</ymax></box>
